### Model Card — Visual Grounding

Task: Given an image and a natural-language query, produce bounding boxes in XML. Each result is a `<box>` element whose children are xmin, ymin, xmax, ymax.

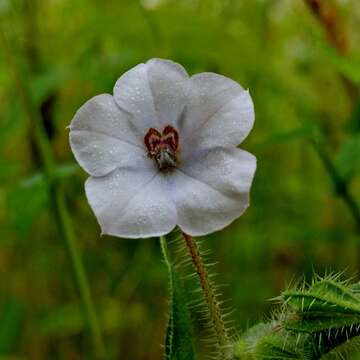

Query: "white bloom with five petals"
<box><xmin>69</xmin><ymin>59</ymin><xmax>256</xmax><ymax>238</ymax></box>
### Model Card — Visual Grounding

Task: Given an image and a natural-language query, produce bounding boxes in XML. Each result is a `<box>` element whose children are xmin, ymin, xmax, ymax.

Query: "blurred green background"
<box><xmin>1</xmin><ymin>0</ymin><xmax>360</xmax><ymax>359</ymax></box>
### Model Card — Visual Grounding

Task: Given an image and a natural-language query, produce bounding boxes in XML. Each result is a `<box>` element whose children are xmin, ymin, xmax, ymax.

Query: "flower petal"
<box><xmin>181</xmin><ymin>73</ymin><xmax>254</xmax><ymax>157</ymax></box>
<box><xmin>113</xmin><ymin>63</ymin><xmax>158</xmax><ymax>131</ymax></box>
<box><xmin>146</xmin><ymin>58</ymin><xmax>189</xmax><ymax>128</ymax></box>
<box><xmin>113</xmin><ymin>59</ymin><xmax>188</xmax><ymax>133</ymax></box>
<box><xmin>69</xmin><ymin>94</ymin><xmax>148</xmax><ymax>177</ymax></box>
<box><xmin>170</xmin><ymin>148</ymin><xmax>256</xmax><ymax>236</ymax></box>
<box><xmin>85</xmin><ymin>168</ymin><xmax>177</xmax><ymax>238</ymax></box>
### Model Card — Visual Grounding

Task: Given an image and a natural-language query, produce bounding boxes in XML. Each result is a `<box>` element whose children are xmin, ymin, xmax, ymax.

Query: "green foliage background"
<box><xmin>1</xmin><ymin>0</ymin><xmax>360</xmax><ymax>358</ymax></box>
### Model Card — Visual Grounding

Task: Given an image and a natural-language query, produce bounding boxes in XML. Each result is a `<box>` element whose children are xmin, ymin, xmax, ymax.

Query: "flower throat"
<box><xmin>144</xmin><ymin>125</ymin><xmax>179</xmax><ymax>170</ymax></box>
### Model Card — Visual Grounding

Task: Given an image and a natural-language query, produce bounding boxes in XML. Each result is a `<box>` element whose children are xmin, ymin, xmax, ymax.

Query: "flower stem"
<box><xmin>182</xmin><ymin>232</ymin><xmax>230</xmax><ymax>356</ymax></box>
<box><xmin>0</xmin><ymin>26</ymin><xmax>107</xmax><ymax>359</ymax></box>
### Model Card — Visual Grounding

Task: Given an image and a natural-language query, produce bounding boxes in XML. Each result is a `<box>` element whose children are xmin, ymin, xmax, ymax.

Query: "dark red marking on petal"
<box><xmin>144</xmin><ymin>128</ymin><xmax>162</xmax><ymax>156</ymax></box>
<box><xmin>162</xmin><ymin>125</ymin><xmax>179</xmax><ymax>153</ymax></box>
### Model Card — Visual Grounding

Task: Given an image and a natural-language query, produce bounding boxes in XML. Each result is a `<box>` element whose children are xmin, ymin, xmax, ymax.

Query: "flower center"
<box><xmin>144</xmin><ymin>125</ymin><xmax>179</xmax><ymax>170</ymax></box>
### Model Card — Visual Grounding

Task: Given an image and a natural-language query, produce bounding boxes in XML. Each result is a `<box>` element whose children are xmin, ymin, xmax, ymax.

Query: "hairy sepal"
<box><xmin>234</xmin><ymin>273</ymin><xmax>360</xmax><ymax>359</ymax></box>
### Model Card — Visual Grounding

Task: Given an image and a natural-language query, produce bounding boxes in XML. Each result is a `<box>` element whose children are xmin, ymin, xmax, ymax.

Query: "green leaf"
<box><xmin>282</xmin><ymin>276</ymin><xmax>360</xmax><ymax>357</ymax></box>
<box><xmin>160</xmin><ymin>236</ymin><xmax>195</xmax><ymax>360</ymax></box>
<box><xmin>283</xmin><ymin>278</ymin><xmax>360</xmax><ymax>317</ymax></box>
<box><xmin>234</xmin><ymin>275</ymin><xmax>360</xmax><ymax>359</ymax></box>
<box><xmin>234</xmin><ymin>322</ymin><xmax>313</xmax><ymax>360</ymax></box>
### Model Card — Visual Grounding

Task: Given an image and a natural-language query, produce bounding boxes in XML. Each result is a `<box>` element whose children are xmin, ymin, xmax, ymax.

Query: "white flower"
<box><xmin>69</xmin><ymin>59</ymin><xmax>256</xmax><ymax>238</ymax></box>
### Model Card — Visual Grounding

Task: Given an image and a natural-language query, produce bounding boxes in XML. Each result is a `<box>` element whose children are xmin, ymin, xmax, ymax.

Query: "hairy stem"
<box><xmin>182</xmin><ymin>232</ymin><xmax>230</xmax><ymax>356</ymax></box>
<box><xmin>0</xmin><ymin>26</ymin><xmax>107</xmax><ymax>359</ymax></box>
